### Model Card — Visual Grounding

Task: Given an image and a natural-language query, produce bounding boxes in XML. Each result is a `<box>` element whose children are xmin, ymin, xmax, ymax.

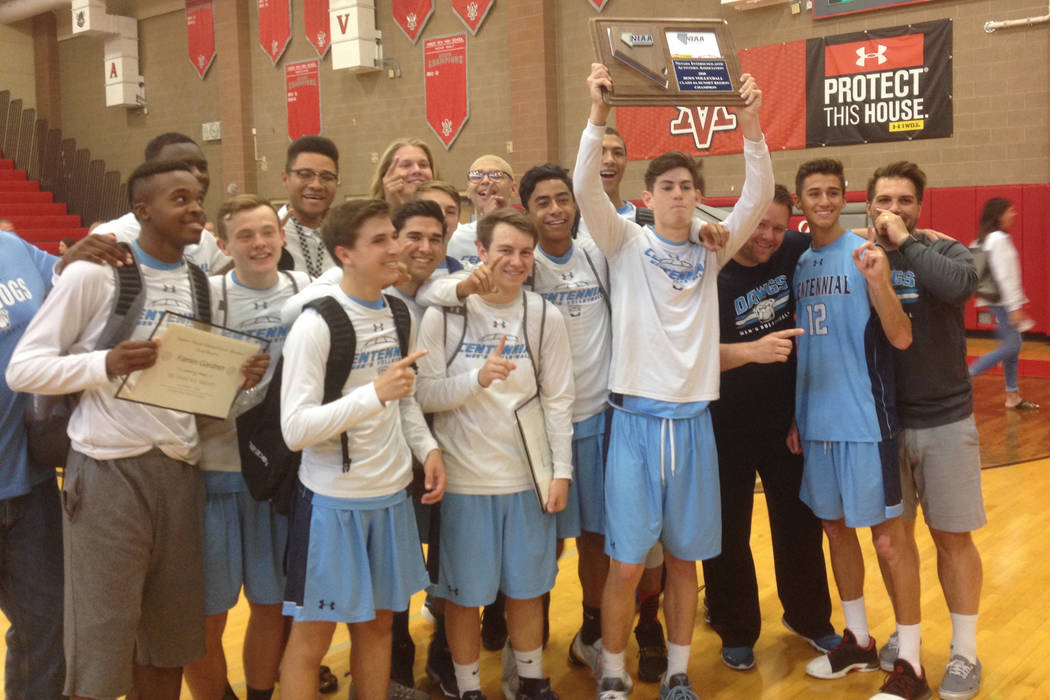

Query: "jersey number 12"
<box><xmin>805</xmin><ymin>303</ymin><xmax>828</xmax><ymax>336</ymax></box>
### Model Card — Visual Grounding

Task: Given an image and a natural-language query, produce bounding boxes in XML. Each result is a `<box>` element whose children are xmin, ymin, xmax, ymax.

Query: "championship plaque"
<box><xmin>590</xmin><ymin>18</ymin><xmax>745</xmax><ymax>106</ymax></box>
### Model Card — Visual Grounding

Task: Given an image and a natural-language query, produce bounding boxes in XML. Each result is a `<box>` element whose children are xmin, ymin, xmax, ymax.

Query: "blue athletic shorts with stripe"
<box><xmin>557</xmin><ymin>410</ymin><xmax>608</xmax><ymax>539</ymax></box>
<box><xmin>201</xmin><ymin>471</ymin><xmax>288</xmax><ymax>616</ymax></box>
<box><xmin>603</xmin><ymin>400</ymin><xmax>721</xmax><ymax>565</ymax></box>
<box><xmin>800</xmin><ymin>439</ymin><xmax>903</xmax><ymax>528</ymax></box>
<box><xmin>282</xmin><ymin>482</ymin><xmax>428</xmax><ymax>623</ymax></box>
<box><xmin>435</xmin><ymin>490</ymin><xmax>557</xmax><ymax>606</ymax></box>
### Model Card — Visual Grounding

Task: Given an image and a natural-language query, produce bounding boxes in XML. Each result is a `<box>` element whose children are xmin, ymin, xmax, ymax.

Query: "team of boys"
<box><xmin>2</xmin><ymin>64</ymin><xmax>985</xmax><ymax>700</ymax></box>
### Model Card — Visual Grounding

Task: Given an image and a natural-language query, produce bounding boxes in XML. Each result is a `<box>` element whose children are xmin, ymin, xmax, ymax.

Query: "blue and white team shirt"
<box><xmin>532</xmin><ymin>238</ymin><xmax>611</xmax><ymax>423</ymax></box>
<box><xmin>199</xmin><ymin>270</ymin><xmax>310</xmax><ymax>473</ymax></box>
<box><xmin>7</xmin><ymin>243</ymin><xmax>205</xmax><ymax>463</ymax></box>
<box><xmin>280</xmin><ymin>291</ymin><xmax>436</xmax><ymax>500</ymax></box>
<box><xmin>794</xmin><ymin>231</ymin><xmax>898</xmax><ymax>443</ymax></box>
<box><xmin>0</xmin><ymin>233</ymin><xmax>57</xmax><ymax>499</ymax></box>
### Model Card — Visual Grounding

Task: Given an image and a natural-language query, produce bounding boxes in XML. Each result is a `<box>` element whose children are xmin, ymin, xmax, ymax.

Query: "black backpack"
<box><xmin>238</xmin><ymin>294</ymin><xmax>413</xmax><ymax>515</ymax></box>
<box><xmin>24</xmin><ymin>243</ymin><xmax>211</xmax><ymax>468</ymax></box>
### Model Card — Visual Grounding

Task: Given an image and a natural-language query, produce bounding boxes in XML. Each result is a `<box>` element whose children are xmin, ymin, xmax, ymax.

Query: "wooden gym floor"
<box><xmin>2</xmin><ymin>336</ymin><xmax>1047</xmax><ymax>699</ymax></box>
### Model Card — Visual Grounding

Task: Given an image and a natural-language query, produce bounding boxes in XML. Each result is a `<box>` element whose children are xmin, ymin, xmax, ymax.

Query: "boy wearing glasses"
<box><xmin>447</xmin><ymin>156</ymin><xmax>518</xmax><ymax>269</ymax></box>
<box><xmin>280</xmin><ymin>136</ymin><xmax>341</xmax><ymax>278</ymax></box>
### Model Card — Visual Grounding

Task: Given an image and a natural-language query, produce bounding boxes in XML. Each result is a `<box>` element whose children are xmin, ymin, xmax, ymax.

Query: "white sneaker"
<box><xmin>568</xmin><ymin>631</ymin><xmax>601</xmax><ymax>672</ymax></box>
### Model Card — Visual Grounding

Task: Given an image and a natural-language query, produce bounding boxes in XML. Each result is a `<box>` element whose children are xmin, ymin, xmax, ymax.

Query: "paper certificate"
<box><xmin>115</xmin><ymin>312</ymin><xmax>266</xmax><ymax>418</ymax></box>
<box><xmin>513</xmin><ymin>393</ymin><xmax>554</xmax><ymax>510</ymax></box>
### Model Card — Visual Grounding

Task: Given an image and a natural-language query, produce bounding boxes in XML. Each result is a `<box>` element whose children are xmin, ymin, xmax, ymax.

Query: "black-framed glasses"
<box><xmin>288</xmin><ymin>168</ymin><xmax>340</xmax><ymax>184</ymax></box>
<box><xmin>467</xmin><ymin>169</ymin><xmax>510</xmax><ymax>183</ymax></box>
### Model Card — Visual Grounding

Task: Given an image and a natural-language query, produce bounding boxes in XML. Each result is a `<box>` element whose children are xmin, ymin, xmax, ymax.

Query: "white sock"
<box><xmin>841</xmin><ymin>597</ymin><xmax>870</xmax><ymax>646</ymax></box>
<box><xmin>897</xmin><ymin>622</ymin><xmax>921</xmax><ymax>670</ymax></box>
<box><xmin>666</xmin><ymin>642</ymin><xmax>691</xmax><ymax>680</ymax></box>
<box><xmin>514</xmin><ymin>645</ymin><xmax>544</xmax><ymax>679</ymax></box>
<box><xmin>950</xmin><ymin>613</ymin><xmax>979</xmax><ymax>664</ymax></box>
<box><xmin>601</xmin><ymin>649</ymin><xmax>625</xmax><ymax>681</ymax></box>
<box><xmin>453</xmin><ymin>660</ymin><xmax>481</xmax><ymax>693</ymax></box>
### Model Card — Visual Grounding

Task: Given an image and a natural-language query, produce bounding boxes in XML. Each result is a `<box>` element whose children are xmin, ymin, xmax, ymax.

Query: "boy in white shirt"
<box><xmin>416</xmin><ymin>209</ymin><xmax>575</xmax><ymax>700</ymax></box>
<box><xmin>7</xmin><ymin>161</ymin><xmax>263</xmax><ymax>700</ymax></box>
<box><xmin>278</xmin><ymin>199</ymin><xmax>446</xmax><ymax>700</ymax></box>
<box><xmin>575</xmin><ymin>64</ymin><xmax>773</xmax><ymax>699</ymax></box>
<box><xmin>183</xmin><ymin>195</ymin><xmax>310</xmax><ymax>700</ymax></box>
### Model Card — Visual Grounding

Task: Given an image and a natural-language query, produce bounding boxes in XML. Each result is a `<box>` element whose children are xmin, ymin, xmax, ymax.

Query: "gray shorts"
<box><xmin>62</xmin><ymin>449</ymin><xmax>206</xmax><ymax>698</ymax></box>
<box><xmin>899</xmin><ymin>415</ymin><xmax>986</xmax><ymax>533</ymax></box>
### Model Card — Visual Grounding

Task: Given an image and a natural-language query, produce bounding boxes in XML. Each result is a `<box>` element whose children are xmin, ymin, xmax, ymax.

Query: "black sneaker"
<box><xmin>634</xmin><ymin>618</ymin><xmax>668</xmax><ymax>683</ymax></box>
<box><xmin>391</xmin><ymin>638</ymin><xmax>416</xmax><ymax>690</ymax></box>
<box><xmin>805</xmin><ymin>629</ymin><xmax>879</xmax><ymax>679</ymax></box>
<box><xmin>871</xmin><ymin>659</ymin><xmax>932</xmax><ymax>700</ymax></box>
<box><xmin>516</xmin><ymin>677</ymin><xmax>559</xmax><ymax>700</ymax></box>
<box><xmin>482</xmin><ymin>594</ymin><xmax>508</xmax><ymax>651</ymax></box>
<box><xmin>426</xmin><ymin>637</ymin><xmax>458</xmax><ymax>699</ymax></box>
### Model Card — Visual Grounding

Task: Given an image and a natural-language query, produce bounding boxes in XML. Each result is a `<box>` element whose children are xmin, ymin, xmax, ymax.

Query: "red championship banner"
<box><xmin>186</xmin><ymin>0</ymin><xmax>215</xmax><ymax>79</ymax></box>
<box><xmin>451</xmin><ymin>0</ymin><xmax>494</xmax><ymax>36</ymax></box>
<box><xmin>286</xmin><ymin>59</ymin><xmax>322</xmax><ymax>141</ymax></box>
<box><xmin>588</xmin><ymin>0</ymin><xmax>611</xmax><ymax>11</ymax></box>
<box><xmin>304</xmin><ymin>0</ymin><xmax>330</xmax><ymax>57</ymax></box>
<box><xmin>424</xmin><ymin>33</ymin><xmax>469</xmax><ymax>149</ymax></box>
<box><xmin>616</xmin><ymin>41</ymin><xmax>807</xmax><ymax>159</ymax></box>
<box><xmin>392</xmin><ymin>0</ymin><xmax>433</xmax><ymax>44</ymax></box>
<box><xmin>258</xmin><ymin>0</ymin><xmax>291</xmax><ymax>65</ymax></box>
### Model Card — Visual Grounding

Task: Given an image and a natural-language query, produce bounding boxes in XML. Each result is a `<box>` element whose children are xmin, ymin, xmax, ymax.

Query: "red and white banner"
<box><xmin>616</xmin><ymin>41</ymin><xmax>807</xmax><ymax>159</ymax></box>
<box><xmin>588</xmin><ymin>0</ymin><xmax>611</xmax><ymax>11</ymax></box>
<box><xmin>186</xmin><ymin>0</ymin><xmax>215</xmax><ymax>79</ymax></box>
<box><xmin>258</xmin><ymin>0</ymin><xmax>291</xmax><ymax>65</ymax></box>
<box><xmin>424</xmin><ymin>33</ymin><xmax>469</xmax><ymax>149</ymax></box>
<box><xmin>392</xmin><ymin>0</ymin><xmax>433</xmax><ymax>44</ymax></box>
<box><xmin>304</xmin><ymin>0</ymin><xmax>330</xmax><ymax>57</ymax></box>
<box><xmin>451</xmin><ymin>0</ymin><xmax>494</xmax><ymax>35</ymax></box>
<box><xmin>286</xmin><ymin>59</ymin><xmax>322</xmax><ymax>140</ymax></box>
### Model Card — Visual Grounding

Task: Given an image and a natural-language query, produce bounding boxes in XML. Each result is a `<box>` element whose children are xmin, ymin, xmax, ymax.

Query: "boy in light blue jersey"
<box><xmin>792</xmin><ymin>159</ymin><xmax>929</xmax><ymax>700</ymax></box>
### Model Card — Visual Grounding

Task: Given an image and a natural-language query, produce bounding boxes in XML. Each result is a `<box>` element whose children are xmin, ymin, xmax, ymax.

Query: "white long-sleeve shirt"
<box><xmin>975</xmin><ymin>230</ymin><xmax>1028</xmax><ymax>311</ymax></box>
<box><xmin>7</xmin><ymin>256</ymin><xmax>205</xmax><ymax>462</ymax></box>
<box><xmin>198</xmin><ymin>270</ymin><xmax>310</xmax><ymax>472</ymax></box>
<box><xmin>279</xmin><ymin>290</ymin><xmax>437</xmax><ymax>499</ymax></box>
<box><xmin>415</xmin><ymin>293</ymin><xmax>575</xmax><ymax>495</ymax></box>
<box><xmin>572</xmin><ymin>121</ymin><xmax>774</xmax><ymax>403</ymax></box>
<box><xmin>418</xmin><ymin>239</ymin><xmax>611</xmax><ymax>423</ymax></box>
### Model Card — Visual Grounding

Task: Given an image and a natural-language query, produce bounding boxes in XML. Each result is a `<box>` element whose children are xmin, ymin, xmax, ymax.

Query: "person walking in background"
<box><xmin>968</xmin><ymin>197</ymin><xmax>1038</xmax><ymax>410</ymax></box>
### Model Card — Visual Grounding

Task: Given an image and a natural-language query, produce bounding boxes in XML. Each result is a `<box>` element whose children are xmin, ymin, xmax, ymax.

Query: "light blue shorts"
<box><xmin>435</xmin><ymin>491</ymin><xmax>557</xmax><ymax>606</ymax></box>
<box><xmin>282</xmin><ymin>483</ymin><xmax>428</xmax><ymax>623</ymax></box>
<box><xmin>800</xmin><ymin>439</ymin><xmax>903</xmax><ymax>528</ymax></box>
<box><xmin>557</xmin><ymin>411</ymin><xmax>608</xmax><ymax>539</ymax></box>
<box><xmin>201</xmin><ymin>471</ymin><xmax>288</xmax><ymax>615</ymax></box>
<box><xmin>603</xmin><ymin>401</ymin><xmax>721</xmax><ymax>565</ymax></box>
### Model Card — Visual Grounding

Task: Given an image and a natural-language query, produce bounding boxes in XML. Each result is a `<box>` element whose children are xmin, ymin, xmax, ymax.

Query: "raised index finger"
<box><xmin>490</xmin><ymin>334</ymin><xmax>507</xmax><ymax>357</ymax></box>
<box><xmin>385</xmin><ymin>155</ymin><xmax>402</xmax><ymax>178</ymax></box>
<box><xmin>395</xmin><ymin>349</ymin><xmax>428</xmax><ymax>367</ymax></box>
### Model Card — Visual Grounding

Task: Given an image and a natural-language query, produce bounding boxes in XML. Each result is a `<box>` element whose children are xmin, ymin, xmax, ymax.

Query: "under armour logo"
<box><xmin>493</xmin><ymin>320</ymin><xmax>506</xmax><ymax>329</ymax></box>
<box><xmin>162</xmin><ymin>283</ymin><xmax>177</xmax><ymax>293</ymax></box>
<box><xmin>812</xmin><ymin>258</ymin><xmax>824</xmax><ymax>266</ymax></box>
<box><xmin>318</xmin><ymin>599</ymin><xmax>336</xmax><ymax>610</ymax></box>
<box><xmin>856</xmin><ymin>44</ymin><xmax>888</xmax><ymax>68</ymax></box>
<box><xmin>373</xmin><ymin>322</ymin><xmax>384</xmax><ymax>332</ymax></box>
<box><xmin>253</xmin><ymin>301</ymin><xmax>268</xmax><ymax>310</ymax></box>
<box><xmin>561</xmin><ymin>272</ymin><xmax>573</xmax><ymax>281</ymax></box>
<box><xmin>447</xmin><ymin>585</ymin><xmax>460</xmax><ymax>596</ymax></box>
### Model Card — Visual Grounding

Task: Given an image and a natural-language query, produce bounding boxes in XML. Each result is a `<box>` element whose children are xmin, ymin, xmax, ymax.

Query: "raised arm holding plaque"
<box><xmin>590</xmin><ymin>17</ymin><xmax>745</xmax><ymax>106</ymax></box>
<box><xmin>115</xmin><ymin>311</ymin><xmax>267</xmax><ymax>419</ymax></box>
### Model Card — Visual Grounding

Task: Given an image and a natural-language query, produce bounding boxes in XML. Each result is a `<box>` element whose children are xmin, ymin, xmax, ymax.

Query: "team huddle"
<box><xmin>1</xmin><ymin>63</ymin><xmax>986</xmax><ymax>700</ymax></box>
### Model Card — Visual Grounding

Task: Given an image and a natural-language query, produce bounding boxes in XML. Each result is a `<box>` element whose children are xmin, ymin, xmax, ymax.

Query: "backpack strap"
<box><xmin>445</xmin><ymin>256</ymin><xmax>463</xmax><ymax>274</ymax></box>
<box><xmin>635</xmin><ymin>206</ymin><xmax>655</xmax><ymax>227</ymax></box>
<box><xmin>520</xmin><ymin>290</ymin><xmax>546</xmax><ymax>393</ymax></box>
<box><xmin>580</xmin><ymin>246</ymin><xmax>612</xmax><ymax>316</ymax></box>
<box><xmin>442</xmin><ymin>305</ymin><xmax>469</xmax><ymax>369</ymax></box>
<box><xmin>219</xmin><ymin>271</ymin><xmax>229</xmax><ymax>326</ymax></box>
<box><xmin>384</xmin><ymin>294</ymin><xmax>414</xmax><ymax>367</ymax></box>
<box><xmin>187</xmin><ymin>262</ymin><xmax>212</xmax><ymax>325</ymax></box>
<box><xmin>283</xmin><ymin>270</ymin><xmax>301</xmax><ymax>293</ymax></box>
<box><xmin>96</xmin><ymin>242</ymin><xmax>144</xmax><ymax>350</ymax></box>
<box><xmin>303</xmin><ymin>297</ymin><xmax>357</xmax><ymax>473</ymax></box>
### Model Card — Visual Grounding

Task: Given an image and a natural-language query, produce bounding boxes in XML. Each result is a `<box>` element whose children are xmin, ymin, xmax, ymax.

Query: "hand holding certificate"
<box><xmin>115</xmin><ymin>312</ymin><xmax>268</xmax><ymax>419</ymax></box>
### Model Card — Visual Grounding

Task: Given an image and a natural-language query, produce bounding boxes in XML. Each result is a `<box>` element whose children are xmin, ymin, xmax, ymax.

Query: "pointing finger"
<box><xmin>386</xmin><ymin>155</ymin><xmax>402</xmax><ymax>178</ymax></box>
<box><xmin>492</xmin><ymin>334</ymin><xmax>507</xmax><ymax>357</ymax></box>
<box><xmin>396</xmin><ymin>349</ymin><xmax>428</xmax><ymax>367</ymax></box>
<box><xmin>772</xmin><ymin>328</ymin><xmax>805</xmax><ymax>339</ymax></box>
